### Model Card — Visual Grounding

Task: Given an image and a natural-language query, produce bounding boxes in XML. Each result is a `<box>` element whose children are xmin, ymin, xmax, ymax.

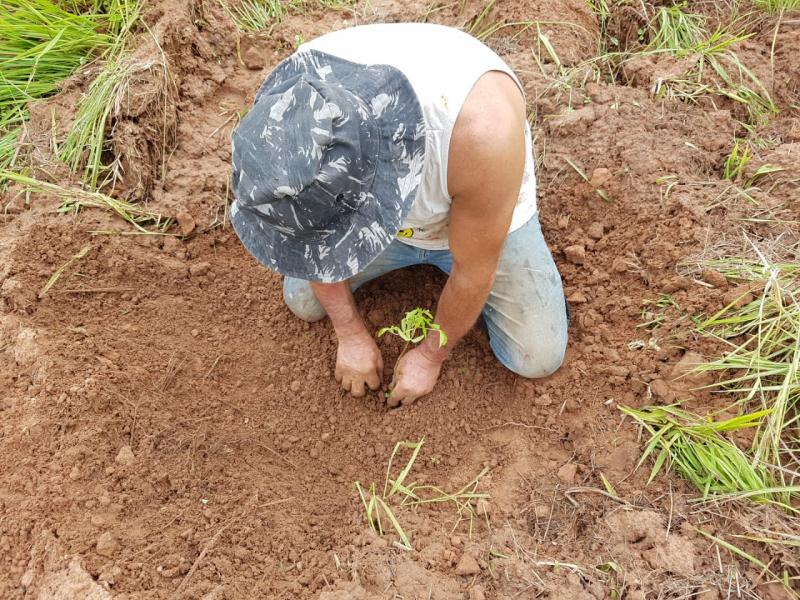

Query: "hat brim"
<box><xmin>230</xmin><ymin>50</ymin><xmax>426</xmax><ymax>283</ymax></box>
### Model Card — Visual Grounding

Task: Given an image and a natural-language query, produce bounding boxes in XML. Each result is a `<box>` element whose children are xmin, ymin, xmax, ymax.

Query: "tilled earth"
<box><xmin>1</xmin><ymin>0</ymin><xmax>799</xmax><ymax>598</ymax></box>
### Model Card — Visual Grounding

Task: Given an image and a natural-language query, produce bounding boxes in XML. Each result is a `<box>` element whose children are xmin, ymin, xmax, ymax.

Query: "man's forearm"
<box><xmin>419</xmin><ymin>265</ymin><xmax>494</xmax><ymax>362</ymax></box>
<box><xmin>309</xmin><ymin>281</ymin><xmax>366</xmax><ymax>338</ymax></box>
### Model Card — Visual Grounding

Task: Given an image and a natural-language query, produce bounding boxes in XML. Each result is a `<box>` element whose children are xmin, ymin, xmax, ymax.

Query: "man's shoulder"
<box><xmin>448</xmin><ymin>72</ymin><xmax>526</xmax><ymax>197</ymax></box>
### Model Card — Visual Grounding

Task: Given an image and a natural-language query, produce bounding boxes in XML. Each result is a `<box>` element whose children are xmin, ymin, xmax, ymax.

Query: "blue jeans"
<box><xmin>284</xmin><ymin>215</ymin><xmax>568</xmax><ymax>378</ymax></box>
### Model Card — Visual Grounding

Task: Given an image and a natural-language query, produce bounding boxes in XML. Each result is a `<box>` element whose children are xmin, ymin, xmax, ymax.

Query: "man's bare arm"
<box><xmin>311</xmin><ymin>281</ymin><xmax>383</xmax><ymax>397</ymax></box>
<box><xmin>388</xmin><ymin>72</ymin><xmax>526</xmax><ymax>405</ymax></box>
<box><xmin>420</xmin><ymin>105</ymin><xmax>524</xmax><ymax>361</ymax></box>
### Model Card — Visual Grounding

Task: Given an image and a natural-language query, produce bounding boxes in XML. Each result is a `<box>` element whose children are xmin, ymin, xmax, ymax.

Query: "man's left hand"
<box><xmin>387</xmin><ymin>346</ymin><xmax>444</xmax><ymax>407</ymax></box>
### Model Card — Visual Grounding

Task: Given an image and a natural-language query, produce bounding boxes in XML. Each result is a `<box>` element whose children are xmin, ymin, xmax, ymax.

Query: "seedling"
<box><xmin>377</xmin><ymin>308</ymin><xmax>447</xmax><ymax>399</ymax></box>
<box><xmin>378</xmin><ymin>307</ymin><xmax>447</xmax><ymax>358</ymax></box>
<box><xmin>377</xmin><ymin>308</ymin><xmax>447</xmax><ymax>400</ymax></box>
<box><xmin>354</xmin><ymin>439</ymin><xmax>489</xmax><ymax>550</ymax></box>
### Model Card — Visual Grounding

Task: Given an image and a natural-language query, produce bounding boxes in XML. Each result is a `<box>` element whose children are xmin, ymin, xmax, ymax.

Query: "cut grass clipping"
<box><xmin>39</xmin><ymin>244</ymin><xmax>92</xmax><ymax>298</ymax></box>
<box><xmin>646</xmin><ymin>25</ymin><xmax>777</xmax><ymax>123</ymax></box>
<box><xmin>624</xmin><ymin>251</ymin><xmax>800</xmax><ymax>513</ymax></box>
<box><xmin>355</xmin><ymin>439</ymin><xmax>489</xmax><ymax>550</ymax></box>
<box><xmin>1</xmin><ymin>170</ymin><xmax>173</xmax><ymax>234</ymax></box>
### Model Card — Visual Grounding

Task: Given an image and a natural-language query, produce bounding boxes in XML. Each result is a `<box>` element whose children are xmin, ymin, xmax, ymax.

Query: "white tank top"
<box><xmin>301</xmin><ymin>23</ymin><xmax>537</xmax><ymax>250</ymax></box>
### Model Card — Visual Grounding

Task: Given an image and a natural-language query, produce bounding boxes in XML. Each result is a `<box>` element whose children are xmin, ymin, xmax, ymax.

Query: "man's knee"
<box><xmin>502</xmin><ymin>340</ymin><xmax>567</xmax><ymax>379</ymax></box>
<box><xmin>283</xmin><ymin>278</ymin><xmax>327</xmax><ymax>322</ymax></box>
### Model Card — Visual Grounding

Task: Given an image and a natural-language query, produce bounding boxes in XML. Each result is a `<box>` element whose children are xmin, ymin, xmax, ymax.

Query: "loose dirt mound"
<box><xmin>1</xmin><ymin>0</ymin><xmax>799</xmax><ymax>599</ymax></box>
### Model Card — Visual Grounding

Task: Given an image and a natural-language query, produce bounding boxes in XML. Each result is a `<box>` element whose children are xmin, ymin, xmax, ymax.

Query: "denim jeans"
<box><xmin>284</xmin><ymin>215</ymin><xmax>568</xmax><ymax>378</ymax></box>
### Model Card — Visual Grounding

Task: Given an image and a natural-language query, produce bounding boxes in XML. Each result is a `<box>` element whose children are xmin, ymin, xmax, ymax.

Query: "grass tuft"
<box><xmin>57</xmin><ymin>0</ymin><xmax>140</xmax><ymax>189</ymax></box>
<box><xmin>647</xmin><ymin>3</ymin><xmax>705</xmax><ymax>53</ymax></box>
<box><xmin>753</xmin><ymin>0</ymin><xmax>800</xmax><ymax>12</ymax></box>
<box><xmin>221</xmin><ymin>0</ymin><xmax>356</xmax><ymax>32</ymax></box>
<box><xmin>694</xmin><ymin>253</ymin><xmax>800</xmax><ymax>497</ymax></box>
<box><xmin>620</xmin><ymin>403</ymin><xmax>798</xmax><ymax>510</ymax></box>
<box><xmin>0</xmin><ymin>0</ymin><xmax>140</xmax><ymax>188</ymax></box>
<box><xmin>221</xmin><ymin>0</ymin><xmax>292</xmax><ymax>31</ymax></box>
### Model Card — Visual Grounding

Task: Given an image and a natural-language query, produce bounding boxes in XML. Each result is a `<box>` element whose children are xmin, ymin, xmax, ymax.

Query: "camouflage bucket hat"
<box><xmin>230</xmin><ymin>49</ymin><xmax>426</xmax><ymax>283</ymax></box>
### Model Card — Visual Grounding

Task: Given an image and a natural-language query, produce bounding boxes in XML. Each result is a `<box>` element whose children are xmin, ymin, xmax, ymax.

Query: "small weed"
<box><xmin>638</xmin><ymin>294</ymin><xmax>680</xmax><ymax>330</ymax></box>
<box><xmin>723</xmin><ymin>138</ymin><xmax>752</xmax><ymax>181</ymax></box>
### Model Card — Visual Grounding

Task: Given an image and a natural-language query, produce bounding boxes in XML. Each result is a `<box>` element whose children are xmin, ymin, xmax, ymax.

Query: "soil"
<box><xmin>1</xmin><ymin>0</ymin><xmax>799</xmax><ymax>599</ymax></box>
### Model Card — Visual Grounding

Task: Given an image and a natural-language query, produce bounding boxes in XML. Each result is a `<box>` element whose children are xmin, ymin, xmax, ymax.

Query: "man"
<box><xmin>230</xmin><ymin>23</ymin><xmax>568</xmax><ymax>406</ymax></box>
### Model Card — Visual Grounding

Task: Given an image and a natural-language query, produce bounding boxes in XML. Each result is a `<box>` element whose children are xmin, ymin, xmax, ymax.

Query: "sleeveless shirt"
<box><xmin>301</xmin><ymin>23</ymin><xmax>537</xmax><ymax>250</ymax></box>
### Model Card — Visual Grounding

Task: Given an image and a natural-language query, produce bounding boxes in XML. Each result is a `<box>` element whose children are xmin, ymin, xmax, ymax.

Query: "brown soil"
<box><xmin>1</xmin><ymin>0</ymin><xmax>799</xmax><ymax>599</ymax></box>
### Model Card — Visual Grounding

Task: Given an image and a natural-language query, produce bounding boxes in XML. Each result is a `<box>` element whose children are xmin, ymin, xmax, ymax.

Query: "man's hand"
<box><xmin>335</xmin><ymin>330</ymin><xmax>384</xmax><ymax>398</ymax></box>
<box><xmin>387</xmin><ymin>346</ymin><xmax>445</xmax><ymax>407</ymax></box>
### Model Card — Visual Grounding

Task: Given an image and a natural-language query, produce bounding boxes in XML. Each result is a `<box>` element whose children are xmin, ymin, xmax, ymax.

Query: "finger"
<box><xmin>387</xmin><ymin>385</ymin><xmax>407</xmax><ymax>408</ymax></box>
<box><xmin>401</xmin><ymin>392</ymin><xmax>420</xmax><ymax>407</ymax></box>
<box><xmin>334</xmin><ymin>363</ymin><xmax>342</xmax><ymax>383</ymax></box>
<box><xmin>386</xmin><ymin>392</ymin><xmax>401</xmax><ymax>408</ymax></box>
<box><xmin>340</xmin><ymin>374</ymin><xmax>352</xmax><ymax>392</ymax></box>
<box><xmin>350</xmin><ymin>377</ymin><xmax>366</xmax><ymax>398</ymax></box>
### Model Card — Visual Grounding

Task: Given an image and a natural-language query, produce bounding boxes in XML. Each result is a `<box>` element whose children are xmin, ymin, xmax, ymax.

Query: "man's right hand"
<box><xmin>335</xmin><ymin>330</ymin><xmax>384</xmax><ymax>398</ymax></box>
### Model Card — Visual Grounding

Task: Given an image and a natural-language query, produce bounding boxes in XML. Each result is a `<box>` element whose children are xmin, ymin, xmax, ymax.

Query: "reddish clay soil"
<box><xmin>1</xmin><ymin>0</ymin><xmax>799</xmax><ymax>599</ymax></box>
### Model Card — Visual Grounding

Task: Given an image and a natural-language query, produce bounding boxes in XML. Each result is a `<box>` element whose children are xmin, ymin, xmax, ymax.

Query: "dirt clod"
<box><xmin>469</xmin><ymin>584</ymin><xmax>486</xmax><ymax>600</ymax></box>
<box><xmin>114</xmin><ymin>445</ymin><xmax>135</xmax><ymax>466</ymax></box>
<box><xmin>564</xmin><ymin>245</ymin><xmax>586</xmax><ymax>265</ymax></box>
<box><xmin>454</xmin><ymin>552</ymin><xmax>481</xmax><ymax>576</ymax></box>
<box><xmin>95</xmin><ymin>532</ymin><xmax>119</xmax><ymax>557</ymax></box>
<box><xmin>589</xmin><ymin>167</ymin><xmax>611</xmax><ymax>189</ymax></box>
<box><xmin>189</xmin><ymin>261</ymin><xmax>211</xmax><ymax>276</ymax></box>
<box><xmin>557</xmin><ymin>463</ymin><xmax>578</xmax><ymax>483</ymax></box>
<box><xmin>176</xmin><ymin>210</ymin><xmax>197</xmax><ymax>236</ymax></box>
<box><xmin>701</xmin><ymin>268</ymin><xmax>727</xmax><ymax>288</ymax></box>
<box><xmin>587</xmin><ymin>222</ymin><xmax>604</xmax><ymax>240</ymax></box>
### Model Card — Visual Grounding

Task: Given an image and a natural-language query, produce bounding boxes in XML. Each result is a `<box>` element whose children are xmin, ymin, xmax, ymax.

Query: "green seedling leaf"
<box><xmin>378</xmin><ymin>308</ymin><xmax>448</xmax><ymax>348</ymax></box>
